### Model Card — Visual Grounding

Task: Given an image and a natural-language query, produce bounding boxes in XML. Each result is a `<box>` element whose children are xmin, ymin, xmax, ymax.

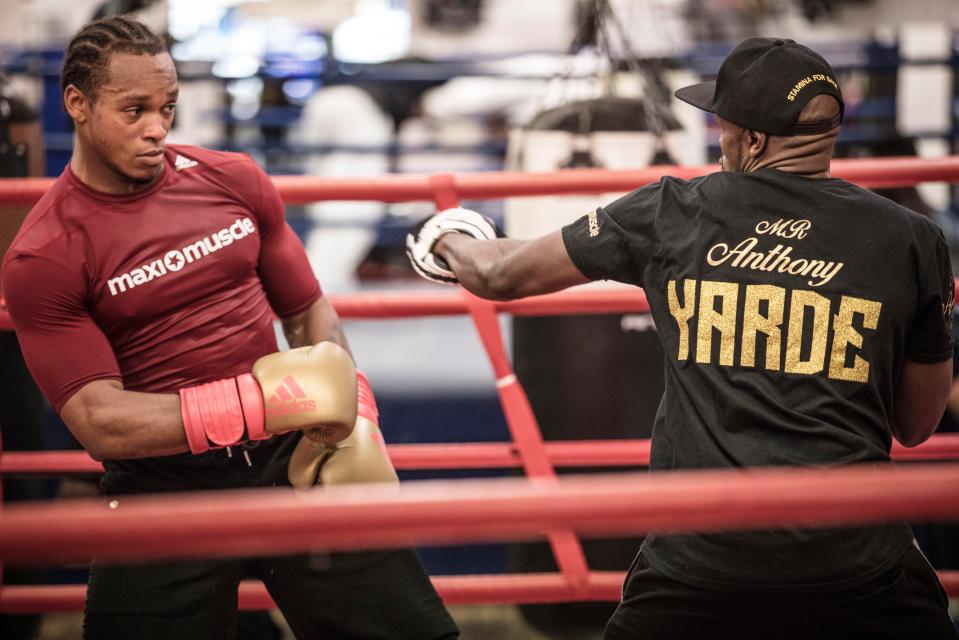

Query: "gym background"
<box><xmin>1</xmin><ymin>1</ymin><xmax>957</xmax><ymax>638</ymax></box>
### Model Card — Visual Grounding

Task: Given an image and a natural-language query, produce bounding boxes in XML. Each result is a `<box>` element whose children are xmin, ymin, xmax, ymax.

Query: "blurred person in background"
<box><xmin>0</xmin><ymin>71</ymin><xmax>47</xmax><ymax>640</ymax></box>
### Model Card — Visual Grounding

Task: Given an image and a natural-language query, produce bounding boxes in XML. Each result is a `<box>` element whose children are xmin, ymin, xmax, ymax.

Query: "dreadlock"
<box><xmin>60</xmin><ymin>16</ymin><xmax>167</xmax><ymax>101</ymax></box>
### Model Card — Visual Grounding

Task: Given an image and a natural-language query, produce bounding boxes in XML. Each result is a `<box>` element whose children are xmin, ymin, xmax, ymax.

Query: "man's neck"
<box><xmin>745</xmin><ymin>130</ymin><xmax>837</xmax><ymax>178</ymax></box>
<box><xmin>70</xmin><ymin>143</ymin><xmax>164</xmax><ymax>195</ymax></box>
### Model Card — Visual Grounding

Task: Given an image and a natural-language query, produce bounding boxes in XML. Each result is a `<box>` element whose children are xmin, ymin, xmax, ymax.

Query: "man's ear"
<box><xmin>63</xmin><ymin>85</ymin><xmax>90</xmax><ymax>124</ymax></box>
<box><xmin>747</xmin><ymin>129</ymin><xmax>768</xmax><ymax>157</ymax></box>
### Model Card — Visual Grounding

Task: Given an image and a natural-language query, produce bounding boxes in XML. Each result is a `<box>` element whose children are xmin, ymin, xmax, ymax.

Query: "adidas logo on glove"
<box><xmin>266</xmin><ymin>375</ymin><xmax>317</xmax><ymax>418</ymax></box>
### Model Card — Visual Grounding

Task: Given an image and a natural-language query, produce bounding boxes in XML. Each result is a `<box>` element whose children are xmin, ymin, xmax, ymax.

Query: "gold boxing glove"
<box><xmin>288</xmin><ymin>416</ymin><xmax>399</xmax><ymax>489</ymax></box>
<box><xmin>253</xmin><ymin>342</ymin><xmax>357</xmax><ymax>444</ymax></box>
<box><xmin>179</xmin><ymin>342</ymin><xmax>357</xmax><ymax>454</ymax></box>
<box><xmin>288</xmin><ymin>371</ymin><xmax>398</xmax><ymax>489</ymax></box>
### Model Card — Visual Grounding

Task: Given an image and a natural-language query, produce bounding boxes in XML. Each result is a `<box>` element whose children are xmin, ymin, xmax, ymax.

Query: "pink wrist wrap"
<box><xmin>235</xmin><ymin>373</ymin><xmax>268</xmax><ymax>441</ymax></box>
<box><xmin>356</xmin><ymin>370</ymin><xmax>378</xmax><ymax>424</ymax></box>
<box><xmin>179</xmin><ymin>375</ymin><xmax>267</xmax><ymax>454</ymax></box>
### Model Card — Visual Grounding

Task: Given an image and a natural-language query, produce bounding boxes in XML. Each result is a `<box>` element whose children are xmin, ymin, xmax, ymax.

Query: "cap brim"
<box><xmin>674</xmin><ymin>81</ymin><xmax>717</xmax><ymax>113</ymax></box>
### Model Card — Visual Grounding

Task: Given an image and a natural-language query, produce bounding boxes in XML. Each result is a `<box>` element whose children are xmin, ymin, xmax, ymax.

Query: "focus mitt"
<box><xmin>405</xmin><ymin>207</ymin><xmax>502</xmax><ymax>284</ymax></box>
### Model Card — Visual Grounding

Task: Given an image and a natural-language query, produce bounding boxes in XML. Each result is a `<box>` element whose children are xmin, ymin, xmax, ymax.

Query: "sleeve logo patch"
<box><xmin>944</xmin><ymin>277</ymin><xmax>955</xmax><ymax>332</ymax></box>
<box><xmin>587</xmin><ymin>210</ymin><xmax>600</xmax><ymax>238</ymax></box>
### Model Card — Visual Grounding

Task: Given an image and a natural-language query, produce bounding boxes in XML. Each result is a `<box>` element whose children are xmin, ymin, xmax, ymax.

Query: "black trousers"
<box><xmin>0</xmin><ymin>332</ymin><xmax>47</xmax><ymax>640</ymax></box>
<box><xmin>605</xmin><ymin>544</ymin><xmax>956</xmax><ymax>640</ymax></box>
<box><xmin>85</xmin><ymin>438</ymin><xmax>458</xmax><ymax>640</ymax></box>
<box><xmin>84</xmin><ymin>549</ymin><xmax>457</xmax><ymax>640</ymax></box>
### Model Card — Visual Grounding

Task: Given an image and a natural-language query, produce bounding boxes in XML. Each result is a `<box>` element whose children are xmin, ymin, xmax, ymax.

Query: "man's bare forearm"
<box><xmin>435</xmin><ymin>232</ymin><xmax>590</xmax><ymax>300</ymax></box>
<box><xmin>434</xmin><ymin>235</ymin><xmax>527</xmax><ymax>299</ymax></box>
<box><xmin>60</xmin><ymin>380</ymin><xmax>189</xmax><ymax>461</ymax></box>
<box><xmin>282</xmin><ymin>296</ymin><xmax>353</xmax><ymax>355</ymax></box>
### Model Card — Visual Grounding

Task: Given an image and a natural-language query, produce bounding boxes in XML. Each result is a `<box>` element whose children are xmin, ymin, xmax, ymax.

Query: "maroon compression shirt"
<box><xmin>2</xmin><ymin>145</ymin><xmax>321</xmax><ymax>412</ymax></box>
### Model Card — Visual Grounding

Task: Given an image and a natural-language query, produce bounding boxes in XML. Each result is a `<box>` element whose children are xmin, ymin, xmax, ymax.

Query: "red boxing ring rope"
<box><xmin>0</xmin><ymin>156</ymin><xmax>958</xmax><ymax>206</ymax></box>
<box><xmin>3</xmin><ymin>465</ymin><xmax>959</xmax><ymax>566</ymax></box>
<box><xmin>2</xmin><ymin>157</ymin><xmax>959</xmax><ymax>612</ymax></box>
<box><xmin>1</xmin><ymin>286</ymin><xmax>657</xmax><ymax>332</ymax></box>
<box><xmin>4</xmin><ymin>433</ymin><xmax>959</xmax><ymax>476</ymax></box>
<box><xmin>3</xmin><ymin>570</ymin><xmax>957</xmax><ymax>613</ymax></box>
<box><xmin>0</xmin><ymin>463</ymin><xmax>958</xmax><ymax>612</ymax></box>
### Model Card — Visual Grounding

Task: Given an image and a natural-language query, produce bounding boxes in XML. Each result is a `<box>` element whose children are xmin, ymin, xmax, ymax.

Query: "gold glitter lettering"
<box><xmin>667</xmin><ymin>279</ymin><xmax>697</xmax><ymax>360</ymax></box>
<box><xmin>696</xmin><ymin>281</ymin><xmax>739</xmax><ymax>366</ymax></box>
<box><xmin>741</xmin><ymin>284</ymin><xmax>786</xmax><ymax>371</ymax></box>
<box><xmin>785</xmin><ymin>289</ymin><xmax>830</xmax><ymax>374</ymax></box>
<box><xmin>828</xmin><ymin>296</ymin><xmax>882</xmax><ymax>382</ymax></box>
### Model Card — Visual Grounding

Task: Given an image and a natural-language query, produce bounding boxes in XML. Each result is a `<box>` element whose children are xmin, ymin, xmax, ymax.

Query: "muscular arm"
<box><xmin>59</xmin><ymin>297</ymin><xmax>355</xmax><ymax>460</ymax></box>
<box><xmin>434</xmin><ymin>230</ymin><xmax>590</xmax><ymax>300</ymax></box>
<box><xmin>60</xmin><ymin>382</ymin><xmax>187</xmax><ymax>461</ymax></box>
<box><xmin>55</xmin><ymin>225</ymin><xmax>346</xmax><ymax>463</ymax></box>
<box><xmin>891</xmin><ymin>358</ymin><xmax>952</xmax><ymax>447</ymax></box>
<box><xmin>247</xmin><ymin>152</ymin><xmax>349</xmax><ymax>355</ymax></box>
<box><xmin>947</xmin><ymin>377</ymin><xmax>959</xmax><ymax>419</ymax></box>
<box><xmin>60</xmin><ymin>295</ymin><xmax>356</xmax><ymax>460</ymax></box>
<box><xmin>5</xmin><ymin>253</ymin><xmax>189</xmax><ymax>461</ymax></box>
<box><xmin>281</xmin><ymin>295</ymin><xmax>352</xmax><ymax>355</ymax></box>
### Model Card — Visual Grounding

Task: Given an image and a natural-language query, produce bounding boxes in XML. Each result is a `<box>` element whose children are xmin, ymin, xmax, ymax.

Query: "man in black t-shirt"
<box><xmin>407</xmin><ymin>38</ymin><xmax>957</xmax><ymax>639</ymax></box>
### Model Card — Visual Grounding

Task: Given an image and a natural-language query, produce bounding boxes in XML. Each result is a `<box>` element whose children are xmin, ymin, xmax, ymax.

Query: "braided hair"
<box><xmin>60</xmin><ymin>16</ymin><xmax>167</xmax><ymax>101</ymax></box>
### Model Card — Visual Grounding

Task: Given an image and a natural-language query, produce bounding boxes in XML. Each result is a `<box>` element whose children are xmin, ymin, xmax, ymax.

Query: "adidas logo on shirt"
<box><xmin>266</xmin><ymin>375</ymin><xmax>317</xmax><ymax>418</ymax></box>
<box><xmin>174</xmin><ymin>154</ymin><xmax>199</xmax><ymax>171</ymax></box>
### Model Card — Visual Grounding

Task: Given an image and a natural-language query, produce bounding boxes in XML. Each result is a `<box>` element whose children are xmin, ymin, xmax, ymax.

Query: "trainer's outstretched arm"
<box><xmin>434</xmin><ymin>231</ymin><xmax>590</xmax><ymax>300</ymax></box>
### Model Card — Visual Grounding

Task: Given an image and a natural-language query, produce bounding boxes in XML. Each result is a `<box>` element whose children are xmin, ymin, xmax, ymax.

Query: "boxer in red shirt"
<box><xmin>2</xmin><ymin>16</ymin><xmax>457</xmax><ymax>640</ymax></box>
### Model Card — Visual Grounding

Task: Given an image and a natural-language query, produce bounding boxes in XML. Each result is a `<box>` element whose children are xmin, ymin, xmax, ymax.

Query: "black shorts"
<box><xmin>99</xmin><ymin>432</ymin><xmax>303</xmax><ymax>495</ymax></box>
<box><xmin>86</xmin><ymin>435</ymin><xmax>458</xmax><ymax>640</ymax></box>
<box><xmin>604</xmin><ymin>544</ymin><xmax>956</xmax><ymax>640</ymax></box>
<box><xmin>85</xmin><ymin>550</ymin><xmax>458</xmax><ymax>640</ymax></box>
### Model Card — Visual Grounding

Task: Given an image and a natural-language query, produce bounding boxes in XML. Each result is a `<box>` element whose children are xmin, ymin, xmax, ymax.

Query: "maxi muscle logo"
<box><xmin>106</xmin><ymin>218</ymin><xmax>257</xmax><ymax>296</ymax></box>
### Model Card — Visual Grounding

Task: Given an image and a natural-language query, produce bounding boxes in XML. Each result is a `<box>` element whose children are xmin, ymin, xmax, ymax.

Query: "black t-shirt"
<box><xmin>562</xmin><ymin>168</ymin><xmax>954</xmax><ymax>591</ymax></box>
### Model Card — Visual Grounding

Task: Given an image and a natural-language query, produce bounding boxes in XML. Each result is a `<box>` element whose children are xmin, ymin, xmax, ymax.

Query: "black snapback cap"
<box><xmin>675</xmin><ymin>37</ymin><xmax>844</xmax><ymax>136</ymax></box>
